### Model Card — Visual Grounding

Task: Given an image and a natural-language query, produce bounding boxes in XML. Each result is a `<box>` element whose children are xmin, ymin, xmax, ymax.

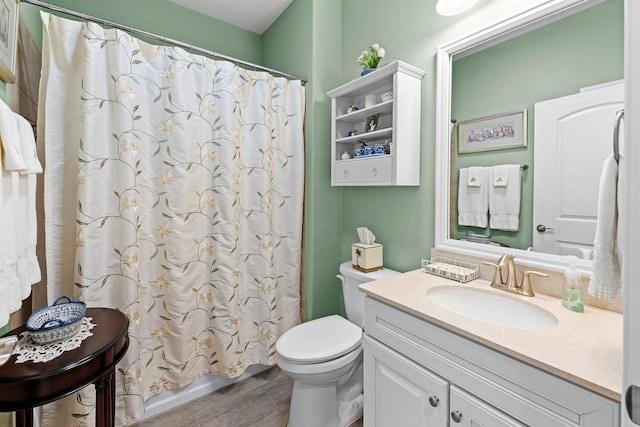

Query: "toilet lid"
<box><xmin>276</xmin><ymin>315</ymin><xmax>362</xmax><ymax>363</ymax></box>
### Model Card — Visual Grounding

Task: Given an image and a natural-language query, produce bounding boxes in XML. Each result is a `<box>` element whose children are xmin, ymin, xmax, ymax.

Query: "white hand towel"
<box><xmin>492</xmin><ymin>164</ymin><xmax>510</xmax><ymax>187</ymax></box>
<box><xmin>467</xmin><ymin>166</ymin><xmax>483</xmax><ymax>187</ymax></box>
<box><xmin>458</xmin><ymin>167</ymin><xmax>488</xmax><ymax>228</ymax></box>
<box><xmin>588</xmin><ymin>154</ymin><xmax>622</xmax><ymax>299</ymax></box>
<box><xmin>1</xmin><ymin>169</ymin><xmax>23</xmax><ymax>315</ymax></box>
<box><xmin>0</xmin><ymin>168</ymin><xmax>10</xmax><ymax>326</ymax></box>
<box><xmin>15</xmin><ymin>114</ymin><xmax>42</xmax><ymax>174</ymax></box>
<box><xmin>0</xmin><ymin>101</ymin><xmax>26</xmax><ymax>171</ymax></box>
<box><xmin>489</xmin><ymin>164</ymin><xmax>521</xmax><ymax>231</ymax></box>
<box><xmin>15</xmin><ymin>114</ymin><xmax>42</xmax><ymax>290</ymax></box>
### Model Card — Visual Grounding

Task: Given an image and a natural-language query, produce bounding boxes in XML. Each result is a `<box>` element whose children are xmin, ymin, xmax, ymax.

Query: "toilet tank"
<box><xmin>338</xmin><ymin>261</ymin><xmax>400</xmax><ymax>327</ymax></box>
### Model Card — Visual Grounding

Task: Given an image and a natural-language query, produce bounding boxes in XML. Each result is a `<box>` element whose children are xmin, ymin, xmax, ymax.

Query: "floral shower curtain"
<box><xmin>38</xmin><ymin>13</ymin><xmax>304</xmax><ymax>426</ymax></box>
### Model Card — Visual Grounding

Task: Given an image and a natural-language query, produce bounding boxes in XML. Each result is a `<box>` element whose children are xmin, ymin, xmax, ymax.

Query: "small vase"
<box><xmin>361</xmin><ymin>68</ymin><xmax>376</xmax><ymax>76</ymax></box>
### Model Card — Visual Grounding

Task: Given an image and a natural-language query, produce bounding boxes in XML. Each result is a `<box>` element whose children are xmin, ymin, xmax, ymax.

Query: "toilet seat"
<box><xmin>276</xmin><ymin>315</ymin><xmax>362</xmax><ymax>363</ymax></box>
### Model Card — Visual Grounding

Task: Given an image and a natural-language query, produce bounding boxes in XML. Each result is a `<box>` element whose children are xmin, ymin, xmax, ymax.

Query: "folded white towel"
<box><xmin>492</xmin><ymin>164</ymin><xmax>510</xmax><ymax>187</ymax></box>
<box><xmin>489</xmin><ymin>164</ymin><xmax>521</xmax><ymax>231</ymax></box>
<box><xmin>0</xmin><ymin>101</ymin><xmax>25</xmax><ymax>171</ymax></box>
<box><xmin>15</xmin><ymin>114</ymin><xmax>42</xmax><ymax>174</ymax></box>
<box><xmin>588</xmin><ymin>154</ymin><xmax>622</xmax><ymax>299</ymax></box>
<box><xmin>0</xmin><ymin>114</ymin><xmax>42</xmax><ymax>325</ymax></box>
<box><xmin>15</xmin><ymin>114</ymin><xmax>41</xmax><ymax>286</ymax></box>
<box><xmin>0</xmin><ymin>168</ymin><xmax>9</xmax><ymax>325</ymax></box>
<box><xmin>1</xmin><ymin>170</ymin><xmax>22</xmax><ymax>314</ymax></box>
<box><xmin>467</xmin><ymin>166</ymin><xmax>483</xmax><ymax>187</ymax></box>
<box><xmin>458</xmin><ymin>167</ymin><xmax>488</xmax><ymax>228</ymax></box>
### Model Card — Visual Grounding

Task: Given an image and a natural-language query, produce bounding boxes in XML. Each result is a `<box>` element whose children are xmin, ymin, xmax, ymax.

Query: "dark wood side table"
<box><xmin>0</xmin><ymin>308</ymin><xmax>129</xmax><ymax>427</ymax></box>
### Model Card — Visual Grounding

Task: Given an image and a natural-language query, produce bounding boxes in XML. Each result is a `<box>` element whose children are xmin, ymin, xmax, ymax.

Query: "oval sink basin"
<box><xmin>426</xmin><ymin>286</ymin><xmax>558</xmax><ymax>331</ymax></box>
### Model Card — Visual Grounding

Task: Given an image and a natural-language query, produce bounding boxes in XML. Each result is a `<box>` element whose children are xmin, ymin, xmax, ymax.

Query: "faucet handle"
<box><xmin>521</xmin><ymin>271</ymin><xmax>548</xmax><ymax>297</ymax></box>
<box><xmin>481</xmin><ymin>261</ymin><xmax>503</xmax><ymax>287</ymax></box>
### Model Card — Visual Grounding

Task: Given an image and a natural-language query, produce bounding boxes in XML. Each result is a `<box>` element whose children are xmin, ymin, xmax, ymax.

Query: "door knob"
<box><xmin>451</xmin><ymin>410</ymin><xmax>463</xmax><ymax>423</ymax></box>
<box><xmin>536</xmin><ymin>224</ymin><xmax>554</xmax><ymax>232</ymax></box>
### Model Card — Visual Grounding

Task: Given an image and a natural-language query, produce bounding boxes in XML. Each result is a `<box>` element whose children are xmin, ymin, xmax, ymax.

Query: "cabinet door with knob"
<box><xmin>364</xmin><ymin>336</ymin><xmax>448</xmax><ymax>426</ymax></box>
<box><xmin>449</xmin><ymin>385</ymin><xmax>526</xmax><ymax>427</ymax></box>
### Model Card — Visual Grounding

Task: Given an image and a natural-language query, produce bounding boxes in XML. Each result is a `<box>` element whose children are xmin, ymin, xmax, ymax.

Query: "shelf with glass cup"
<box><xmin>336</xmin><ymin>99</ymin><xmax>393</xmax><ymax>123</ymax></box>
<box><xmin>335</xmin><ymin>127</ymin><xmax>392</xmax><ymax>144</ymax></box>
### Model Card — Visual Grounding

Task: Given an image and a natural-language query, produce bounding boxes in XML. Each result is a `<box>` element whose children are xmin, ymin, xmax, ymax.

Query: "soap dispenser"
<box><xmin>561</xmin><ymin>255</ymin><xmax>584</xmax><ymax>313</ymax></box>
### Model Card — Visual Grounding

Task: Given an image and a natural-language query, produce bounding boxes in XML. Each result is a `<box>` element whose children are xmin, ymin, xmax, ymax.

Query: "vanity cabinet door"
<box><xmin>364</xmin><ymin>336</ymin><xmax>448</xmax><ymax>427</ymax></box>
<box><xmin>449</xmin><ymin>385</ymin><xmax>526</xmax><ymax>427</ymax></box>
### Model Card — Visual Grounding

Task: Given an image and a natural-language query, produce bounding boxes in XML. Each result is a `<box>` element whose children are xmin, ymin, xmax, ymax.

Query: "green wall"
<box><xmin>452</xmin><ymin>0</ymin><xmax>623</xmax><ymax>249</ymax></box>
<box><xmin>338</xmin><ymin>0</ymin><xmax>622</xmax><ymax>272</ymax></box>
<box><xmin>337</xmin><ymin>0</ymin><xmax>533</xmax><ymax>273</ymax></box>
<box><xmin>19</xmin><ymin>0</ymin><xmax>262</xmax><ymax>62</ymax></box>
<box><xmin>263</xmin><ymin>0</ymin><xmax>345</xmax><ymax>319</ymax></box>
<box><xmin>11</xmin><ymin>0</ymin><xmax>624</xmax><ymax>324</ymax></box>
<box><xmin>18</xmin><ymin>0</ymin><xmax>346</xmax><ymax>321</ymax></box>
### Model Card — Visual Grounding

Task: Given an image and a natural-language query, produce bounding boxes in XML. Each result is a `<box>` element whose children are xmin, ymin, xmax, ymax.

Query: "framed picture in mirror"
<box><xmin>457</xmin><ymin>109</ymin><xmax>527</xmax><ymax>154</ymax></box>
<box><xmin>0</xmin><ymin>0</ymin><xmax>17</xmax><ymax>84</ymax></box>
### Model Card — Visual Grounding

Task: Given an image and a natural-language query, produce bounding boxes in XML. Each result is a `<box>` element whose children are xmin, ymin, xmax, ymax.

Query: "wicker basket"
<box><xmin>422</xmin><ymin>257</ymin><xmax>479</xmax><ymax>283</ymax></box>
<box><xmin>26</xmin><ymin>296</ymin><xmax>87</xmax><ymax>345</ymax></box>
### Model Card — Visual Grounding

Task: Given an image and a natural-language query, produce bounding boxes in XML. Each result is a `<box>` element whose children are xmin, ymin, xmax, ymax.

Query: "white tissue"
<box><xmin>357</xmin><ymin>227</ymin><xmax>376</xmax><ymax>245</ymax></box>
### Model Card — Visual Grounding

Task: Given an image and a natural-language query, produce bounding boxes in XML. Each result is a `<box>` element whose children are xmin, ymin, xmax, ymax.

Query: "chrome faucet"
<box><xmin>482</xmin><ymin>255</ymin><xmax>547</xmax><ymax>297</ymax></box>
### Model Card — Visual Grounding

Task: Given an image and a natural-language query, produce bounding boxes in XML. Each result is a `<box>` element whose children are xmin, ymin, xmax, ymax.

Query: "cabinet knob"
<box><xmin>451</xmin><ymin>410</ymin><xmax>463</xmax><ymax>423</ymax></box>
<box><xmin>428</xmin><ymin>396</ymin><xmax>439</xmax><ymax>407</ymax></box>
<box><xmin>344</xmin><ymin>169</ymin><xmax>349</xmax><ymax>178</ymax></box>
<box><xmin>372</xmin><ymin>167</ymin><xmax>378</xmax><ymax>177</ymax></box>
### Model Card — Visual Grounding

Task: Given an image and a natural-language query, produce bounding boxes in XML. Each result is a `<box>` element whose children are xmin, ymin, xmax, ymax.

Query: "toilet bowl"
<box><xmin>276</xmin><ymin>262</ymin><xmax>400</xmax><ymax>427</ymax></box>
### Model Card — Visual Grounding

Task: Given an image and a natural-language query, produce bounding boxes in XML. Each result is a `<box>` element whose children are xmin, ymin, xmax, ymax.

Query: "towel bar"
<box><xmin>613</xmin><ymin>108</ymin><xmax>624</xmax><ymax>163</ymax></box>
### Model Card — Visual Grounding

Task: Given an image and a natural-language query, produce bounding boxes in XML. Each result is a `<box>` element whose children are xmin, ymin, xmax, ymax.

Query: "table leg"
<box><xmin>94</xmin><ymin>369</ymin><xmax>115</xmax><ymax>427</ymax></box>
<box><xmin>15</xmin><ymin>409</ymin><xmax>33</xmax><ymax>427</ymax></box>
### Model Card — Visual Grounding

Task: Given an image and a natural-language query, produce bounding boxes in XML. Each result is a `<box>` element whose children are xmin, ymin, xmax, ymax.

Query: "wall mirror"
<box><xmin>434</xmin><ymin>0</ymin><xmax>623</xmax><ymax>274</ymax></box>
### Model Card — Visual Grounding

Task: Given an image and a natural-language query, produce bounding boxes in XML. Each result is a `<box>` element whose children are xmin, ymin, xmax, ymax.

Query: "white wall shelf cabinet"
<box><xmin>327</xmin><ymin>61</ymin><xmax>424</xmax><ymax>186</ymax></box>
<box><xmin>363</xmin><ymin>297</ymin><xmax>620</xmax><ymax>427</ymax></box>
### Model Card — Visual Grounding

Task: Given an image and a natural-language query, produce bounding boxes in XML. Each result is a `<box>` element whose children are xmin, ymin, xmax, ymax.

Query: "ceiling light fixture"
<box><xmin>436</xmin><ymin>0</ymin><xmax>479</xmax><ymax>16</ymax></box>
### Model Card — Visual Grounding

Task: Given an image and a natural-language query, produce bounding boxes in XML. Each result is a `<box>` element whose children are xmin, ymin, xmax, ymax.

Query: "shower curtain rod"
<box><xmin>18</xmin><ymin>0</ymin><xmax>308</xmax><ymax>84</ymax></box>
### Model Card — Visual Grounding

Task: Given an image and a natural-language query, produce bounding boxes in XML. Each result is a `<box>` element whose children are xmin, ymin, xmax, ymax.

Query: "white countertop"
<box><xmin>359</xmin><ymin>269</ymin><xmax>623</xmax><ymax>401</ymax></box>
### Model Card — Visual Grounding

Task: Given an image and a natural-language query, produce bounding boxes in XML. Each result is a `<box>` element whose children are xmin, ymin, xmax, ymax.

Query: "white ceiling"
<box><xmin>169</xmin><ymin>0</ymin><xmax>295</xmax><ymax>34</ymax></box>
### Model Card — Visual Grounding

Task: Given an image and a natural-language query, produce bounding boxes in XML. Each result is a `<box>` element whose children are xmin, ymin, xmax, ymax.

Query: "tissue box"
<box><xmin>351</xmin><ymin>243</ymin><xmax>383</xmax><ymax>273</ymax></box>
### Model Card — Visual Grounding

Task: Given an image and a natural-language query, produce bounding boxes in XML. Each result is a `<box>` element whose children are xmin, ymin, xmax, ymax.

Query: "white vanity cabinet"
<box><xmin>363</xmin><ymin>297</ymin><xmax>620</xmax><ymax>427</ymax></box>
<box><xmin>327</xmin><ymin>61</ymin><xmax>424</xmax><ymax>186</ymax></box>
<box><xmin>365</xmin><ymin>337</ymin><xmax>524</xmax><ymax>427</ymax></box>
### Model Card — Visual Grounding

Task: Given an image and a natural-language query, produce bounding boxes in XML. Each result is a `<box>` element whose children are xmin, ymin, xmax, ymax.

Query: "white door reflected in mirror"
<box><xmin>533</xmin><ymin>81</ymin><xmax>624</xmax><ymax>259</ymax></box>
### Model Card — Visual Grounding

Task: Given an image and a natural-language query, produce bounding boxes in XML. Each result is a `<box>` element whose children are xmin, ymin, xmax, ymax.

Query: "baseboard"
<box><xmin>140</xmin><ymin>364</ymin><xmax>272</xmax><ymax>421</ymax></box>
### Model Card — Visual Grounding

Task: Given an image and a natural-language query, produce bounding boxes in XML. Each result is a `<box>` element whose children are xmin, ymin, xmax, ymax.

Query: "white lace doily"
<box><xmin>14</xmin><ymin>317</ymin><xmax>96</xmax><ymax>364</ymax></box>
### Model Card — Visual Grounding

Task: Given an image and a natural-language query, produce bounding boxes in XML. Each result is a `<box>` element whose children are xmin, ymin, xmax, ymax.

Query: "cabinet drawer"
<box><xmin>334</xmin><ymin>157</ymin><xmax>392</xmax><ymax>184</ymax></box>
<box><xmin>449</xmin><ymin>385</ymin><xmax>526</xmax><ymax>427</ymax></box>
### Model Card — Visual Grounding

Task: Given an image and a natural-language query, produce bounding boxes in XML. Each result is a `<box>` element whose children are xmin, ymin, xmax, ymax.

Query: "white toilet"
<box><xmin>276</xmin><ymin>261</ymin><xmax>400</xmax><ymax>427</ymax></box>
